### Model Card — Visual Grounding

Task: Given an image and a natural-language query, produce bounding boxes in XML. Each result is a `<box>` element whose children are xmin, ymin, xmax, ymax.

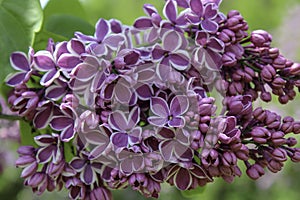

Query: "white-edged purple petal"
<box><xmin>148</xmin><ymin>116</ymin><xmax>168</xmax><ymax>127</ymax></box>
<box><xmin>190</xmin><ymin>0</ymin><xmax>204</xmax><ymax>16</ymax></box>
<box><xmin>36</xmin><ymin>145</ymin><xmax>56</xmax><ymax>164</ymax></box>
<box><xmin>34</xmin><ymin>51</ymin><xmax>55</xmax><ymax>70</ymax></box>
<box><xmin>127</xmin><ymin>106</ymin><xmax>140</xmax><ymax>129</ymax></box>
<box><xmin>50</xmin><ymin>116</ymin><xmax>74</xmax><ymax>130</ymax></box>
<box><xmin>71</xmin><ymin>63</ymin><xmax>98</xmax><ymax>81</ymax></box>
<box><xmin>168</xmin><ymin>116</ymin><xmax>185</xmax><ymax>127</ymax></box>
<box><xmin>174</xmin><ymin>168</ymin><xmax>192</xmax><ymax>190</ymax></box>
<box><xmin>162</xmin><ymin>31</ymin><xmax>182</xmax><ymax>52</ymax></box>
<box><xmin>33</xmin><ymin>104</ymin><xmax>54</xmax><ymax>129</ymax></box>
<box><xmin>45</xmin><ymin>85</ymin><xmax>67</xmax><ymax>100</ymax></box>
<box><xmin>6</xmin><ymin>72</ymin><xmax>27</xmax><ymax>86</ymax></box>
<box><xmin>103</xmin><ymin>34</ymin><xmax>125</xmax><ymax>50</ymax></box>
<box><xmin>10</xmin><ymin>52</ymin><xmax>30</xmax><ymax>71</ymax></box>
<box><xmin>60</xmin><ymin>125</ymin><xmax>75</xmax><ymax>142</ymax></box>
<box><xmin>150</xmin><ymin>97</ymin><xmax>170</xmax><ymax>117</ymax></box>
<box><xmin>95</xmin><ymin>18</ymin><xmax>109</xmax><ymax>42</ymax></box>
<box><xmin>40</xmin><ymin>69</ymin><xmax>60</xmax><ymax>86</ymax></box>
<box><xmin>114</xmin><ymin>81</ymin><xmax>132</xmax><ymax>104</ymax></box>
<box><xmin>70</xmin><ymin>158</ymin><xmax>86</xmax><ymax>171</ymax></box>
<box><xmin>204</xmin><ymin>3</ymin><xmax>218</xmax><ymax>18</ymax></box>
<box><xmin>75</xmin><ymin>31</ymin><xmax>97</xmax><ymax>42</ymax></box>
<box><xmin>67</xmin><ymin>39</ymin><xmax>85</xmax><ymax>55</ymax></box>
<box><xmin>152</xmin><ymin>45</ymin><xmax>166</xmax><ymax>61</ymax></box>
<box><xmin>108</xmin><ymin>111</ymin><xmax>128</xmax><ymax>132</ymax></box>
<box><xmin>134</xmin><ymin>17</ymin><xmax>153</xmax><ymax>29</ymax></box>
<box><xmin>163</xmin><ymin>0</ymin><xmax>178</xmax><ymax>23</ymax></box>
<box><xmin>201</xmin><ymin>19</ymin><xmax>218</xmax><ymax>33</ymax></box>
<box><xmin>57</xmin><ymin>54</ymin><xmax>81</xmax><ymax>70</ymax></box>
<box><xmin>111</xmin><ymin>132</ymin><xmax>128</xmax><ymax>148</ymax></box>
<box><xmin>169</xmin><ymin>51</ymin><xmax>190</xmax><ymax>70</ymax></box>
<box><xmin>81</xmin><ymin>164</ymin><xmax>96</xmax><ymax>184</ymax></box>
<box><xmin>170</xmin><ymin>95</ymin><xmax>189</xmax><ymax>116</ymax></box>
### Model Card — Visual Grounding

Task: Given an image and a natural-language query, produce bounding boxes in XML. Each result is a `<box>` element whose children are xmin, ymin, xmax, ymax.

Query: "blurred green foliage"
<box><xmin>1</xmin><ymin>0</ymin><xmax>300</xmax><ymax>200</ymax></box>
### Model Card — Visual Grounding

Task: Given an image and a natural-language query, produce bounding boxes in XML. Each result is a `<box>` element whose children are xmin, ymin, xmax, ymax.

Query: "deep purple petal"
<box><xmin>34</xmin><ymin>51</ymin><xmax>55</xmax><ymax>70</ymax></box>
<box><xmin>75</xmin><ymin>31</ymin><xmax>97</xmax><ymax>42</ymax></box>
<box><xmin>34</xmin><ymin>134</ymin><xmax>56</xmax><ymax>146</ymax></box>
<box><xmin>148</xmin><ymin>116</ymin><xmax>168</xmax><ymax>127</ymax></box>
<box><xmin>21</xmin><ymin>162</ymin><xmax>38</xmax><ymax>178</ymax></box>
<box><xmin>91</xmin><ymin>71</ymin><xmax>106</xmax><ymax>92</ymax></box>
<box><xmin>150</xmin><ymin>97</ymin><xmax>170</xmax><ymax>117</ymax></box>
<box><xmin>111</xmin><ymin>132</ymin><xmax>128</xmax><ymax>148</ymax></box>
<box><xmin>195</xmin><ymin>31</ymin><xmax>209</xmax><ymax>46</ymax></box>
<box><xmin>60</xmin><ymin>125</ymin><xmax>75</xmax><ymax>142</ymax></box>
<box><xmin>175</xmin><ymin>168</ymin><xmax>192</xmax><ymax>190</ymax></box>
<box><xmin>190</xmin><ymin>0</ymin><xmax>203</xmax><ymax>16</ymax></box>
<box><xmin>168</xmin><ymin>116</ymin><xmax>185</xmax><ymax>127</ymax></box>
<box><xmin>134</xmin><ymin>17</ymin><xmax>153</xmax><ymax>29</ymax></box>
<box><xmin>82</xmin><ymin>164</ymin><xmax>95</xmax><ymax>184</ymax></box>
<box><xmin>40</xmin><ymin>69</ymin><xmax>60</xmax><ymax>86</ymax></box>
<box><xmin>50</xmin><ymin>116</ymin><xmax>73</xmax><ymax>130</ymax></box>
<box><xmin>45</xmin><ymin>85</ymin><xmax>67</xmax><ymax>100</ymax></box>
<box><xmin>57</xmin><ymin>54</ymin><xmax>81</xmax><ymax>70</ymax></box>
<box><xmin>152</xmin><ymin>46</ymin><xmax>166</xmax><ymax>60</ymax></box>
<box><xmin>204</xmin><ymin>3</ymin><xmax>218</xmax><ymax>19</ymax></box>
<box><xmin>68</xmin><ymin>39</ymin><xmax>85</xmax><ymax>55</ymax></box>
<box><xmin>33</xmin><ymin>105</ymin><xmax>53</xmax><ymax>129</ymax></box>
<box><xmin>136</xmin><ymin>84</ymin><xmax>153</xmax><ymax>99</ymax></box>
<box><xmin>10</xmin><ymin>52</ymin><xmax>30</xmax><ymax>71</ymax></box>
<box><xmin>37</xmin><ymin>145</ymin><xmax>56</xmax><ymax>163</ymax></box>
<box><xmin>95</xmin><ymin>19</ymin><xmax>109</xmax><ymax>42</ymax></box>
<box><xmin>163</xmin><ymin>0</ymin><xmax>178</xmax><ymax>23</ymax></box>
<box><xmin>6</xmin><ymin>72</ymin><xmax>27</xmax><ymax>86</ymax></box>
<box><xmin>127</xmin><ymin>107</ymin><xmax>140</xmax><ymax>129</ymax></box>
<box><xmin>158</xmin><ymin>127</ymin><xmax>175</xmax><ymax>139</ymax></box>
<box><xmin>208</xmin><ymin>37</ymin><xmax>224</xmax><ymax>52</ymax></box>
<box><xmin>109</xmin><ymin>111</ymin><xmax>128</xmax><ymax>131</ymax></box>
<box><xmin>201</xmin><ymin>19</ymin><xmax>218</xmax><ymax>33</ymax></box>
<box><xmin>169</xmin><ymin>52</ymin><xmax>189</xmax><ymax>70</ymax></box>
<box><xmin>174</xmin><ymin>144</ymin><xmax>193</xmax><ymax>161</ymax></box>
<box><xmin>70</xmin><ymin>159</ymin><xmax>86</xmax><ymax>171</ymax></box>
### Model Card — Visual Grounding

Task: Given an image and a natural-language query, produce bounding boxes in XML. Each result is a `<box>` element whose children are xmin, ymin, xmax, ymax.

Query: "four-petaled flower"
<box><xmin>148</xmin><ymin>95</ymin><xmax>189</xmax><ymax>128</ymax></box>
<box><xmin>108</xmin><ymin>107</ymin><xmax>142</xmax><ymax>149</ymax></box>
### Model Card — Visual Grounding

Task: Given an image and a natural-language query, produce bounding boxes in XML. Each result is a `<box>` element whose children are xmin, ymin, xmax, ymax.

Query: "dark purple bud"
<box><xmin>246</xmin><ymin>163</ymin><xmax>264</xmax><ymax>180</ymax></box>
<box><xmin>21</xmin><ymin>162</ymin><xmax>38</xmax><ymax>178</ymax></box>
<box><xmin>253</xmin><ymin>107</ymin><xmax>266</xmax><ymax>121</ymax></box>
<box><xmin>268</xmin><ymin>48</ymin><xmax>279</xmax><ymax>59</ymax></box>
<box><xmin>235</xmin><ymin>144</ymin><xmax>249</xmax><ymax>161</ymax></box>
<box><xmin>16</xmin><ymin>155</ymin><xmax>35</xmax><ymax>167</ymax></box>
<box><xmin>250</xmin><ymin>127</ymin><xmax>270</xmax><ymax>144</ymax></box>
<box><xmin>290</xmin><ymin>148</ymin><xmax>300</xmax><ymax>162</ymax></box>
<box><xmin>286</xmin><ymin>137</ymin><xmax>297</xmax><ymax>147</ymax></box>
<box><xmin>272</xmin><ymin>77</ymin><xmax>286</xmax><ymax>89</ymax></box>
<box><xmin>222</xmin><ymin>52</ymin><xmax>237</xmax><ymax>67</ymax></box>
<box><xmin>250</xmin><ymin>30</ymin><xmax>272</xmax><ymax>47</ymax></box>
<box><xmin>271</xmin><ymin>148</ymin><xmax>287</xmax><ymax>162</ymax></box>
<box><xmin>293</xmin><ymin>122</ymin><xmax>300</xmax><ymax>134</ymax></box>
<box><xmin>290</xmin><ymin>63</ymin><xmax>300</xmax><ymax>75</ymax></box>
<box><xmin>261</xmin><ymin>65</ymin><xmax>276</xmax><ymax>82</ymax></box>
<box><xmin>267</xmin><ymin>159</ymin><xmax>283</xmax><ymax>173</ymax></box>
<box><xmin>260</xmin><ymin>91</ymin><xmax>271</xmax><ymax>102</ymax></box>
<box><xmin>272</xmin><ymin>55</ymin><xmax>286</xmax><ymax>69</ymax></box>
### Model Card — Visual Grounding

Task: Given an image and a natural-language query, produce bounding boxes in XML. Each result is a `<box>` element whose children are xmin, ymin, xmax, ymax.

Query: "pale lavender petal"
<box><xmin>95</xmin><ymin>18</ymin><xmax>109</xmax><ymax>42</ymax></box>
<box><xmin>134</xmin><ymin>17</ymin><xmax>153</xmax><ymax>29</ymax></box>
<box><xmin>159</xmin><ymin>140</ymin><xmax>174</xmax><ymax>161</ymax></box>
<box><xmin>111</xmin><ymin>132</ymin><xmax>128</xmax><ymax>148</ymax></box>
<box><xmin>103</xmin><ymin>34</ymin><xmax>125</xmax><ymax>50</ymax></box>
<box><xmin>72</xmin><ymin>63</ymin><xmax>97</xmax><ymax>81</ymax></box>
<box><xmin>157</xmin><ymin>63</ymin><xmax>172</xmax><ymax>80</ymax></box>
<box><xmin>10</xmin><ymin>52</ymin><xmax>30</xmax><ymax>71</ymax></box>
<box><xmin>148</xmin><ymin>116</ymin><xmax>168</xmax><ymax>126</ymax></box>
<box><xmin>75</xmin><ymin>31</ymin><xmax>97</xmax><ymax>42</ymax></box>
<box><xmin>34</xmin><ymin>51</ymin><xmax>55</xmax><ymax>70</ymax></box>
<box><xmin>132</xmin><ymin>156</ymin><xmax>144</xmax><ymax>171</ymax></box>
<box><xmin>163</xmin><ymin>0</ymin><xmax>178</xmax><ymax>23</ymax></box>
<box><xmin>162</xmin><ymin>31</ymin><xmax>182</xmax><ymax>52</ymax></box>
<box><xmin>170</xmin><ymin>95</ymin><xmax>189</xmax><ymax>116</ymax></box>
<box><xmin>114</xmin><ymin>81</ymin><xmax>132</xmax><ymax>104</ymax></box>
<box><xmin>120</xmin><ymin>158</ymin><xmax>133</xmax><ymax>174</ymax></box>
<box><xmin>57</xmin><ymin>54</ymin><xmax>81</xmax><ymax>70</ymax></box>
<box><xmin>128</xmin><ymin>127</ymin><xmax>142</xmax><ymax>145</ymax></box>
<box><xmin>89</xmin><ymin>145</ymin><xmax>107</xmax><ymax>160</ymax></box>
<box><xmin>91</xmin><ymin>44</ymin><xmax>107</xmax><ymax>56</ymax></box>
<box><xmin>147</xmin><ymin>27</ymin><xmax>159</xmax><ymax>43</ymax></box>
<box><xmin>109</xmin><ymin>111</ymin><xmax>128</xmax><ymax>131</ymax></box>
<box><xmin>150</xmin><ymin>97</ymin><xmax>169</xmax><ymax>117</ymax></box>
<box><xmin>190</xmin><ymin>0</ymin><xmax>203</xmax><ymax>16</ymax></box>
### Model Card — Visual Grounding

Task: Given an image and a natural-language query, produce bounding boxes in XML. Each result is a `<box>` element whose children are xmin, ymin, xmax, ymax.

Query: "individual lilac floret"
<box><xmin>75</xmin><ymin>18</ymin><xmax>125</xmax><ymax>56</ymax></box>
<box><xmin>193</xmin><ymin>31</ymin><xmax>224</xmax><ymax>70</ymax></box>
<box><xmin>6</xmin><ymin>48</ymin><xmax>34</xmax><ymax>86</ymax></box>
<box><xmin>187</xmin><ymin>0</ymin><xmax>219</xmax><ymax>33</ymax></box>
<box><xmin>108</xmin><ymin>107</ymin><xmax>141</xmax><ymax>149</ymax></box>
<box><xmin>148</xmin><ymin>95</ymin><xmax>189</xmax><ymax>128</ymax></box>
<box><xmin>152</xmin><ymin>30</ymin><xmax>190</xmax><ymax>71</ymax></box>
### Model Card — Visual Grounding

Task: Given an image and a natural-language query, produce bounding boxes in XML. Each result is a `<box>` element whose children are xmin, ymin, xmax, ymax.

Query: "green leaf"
<box><xmin>0</xmin><ymin>0</ymin><xmax>43</xmax><ymax>95</ymax></box>
<box><xmin>44</xmin><ymin>0</ymin><xmax>87</xmax><ymax>21</ymax></box>
<box><xmin>44</xmin><ymin>14</ymin><xmax>95</xmax><ymax>39</ymax></box>
<box><xmin>181</xmin><ymin>186</ymin><xmax>206</xmax><ymax>198</ymax></box>
<box><xmin>63</xmin><ymin>140</ymin><xmax>76</xmax><ymax>162</ymax></box>
<box><xmin>19</xmin><ymin>120</ymin><xmax>38</xmax><ymax>147</ymax></box>
<box><xmin>33</xmin><ymin>29</ymin><xmax>68</xmax><ymax>51</ymax></box>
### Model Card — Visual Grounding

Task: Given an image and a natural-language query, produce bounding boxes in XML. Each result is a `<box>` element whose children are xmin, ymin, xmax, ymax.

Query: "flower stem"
<box><xmin>0</xmin><ymin>113</ymin><xmax>22</xmax><ymax>121</ymax></box>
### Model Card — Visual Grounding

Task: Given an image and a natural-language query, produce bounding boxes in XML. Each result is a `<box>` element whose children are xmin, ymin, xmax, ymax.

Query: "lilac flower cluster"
<box><xmin>5</xmin><ymin>0</ymin><xmax>300</xmax><ymax>199</ymax></box>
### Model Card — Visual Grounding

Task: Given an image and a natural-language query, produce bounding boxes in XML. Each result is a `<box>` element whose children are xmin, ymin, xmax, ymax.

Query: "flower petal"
<box><xmin>163</xmin><ymin>0</ymin><xmax>178</xmax><ymax>23</ymax></box>
<box><xmin>168</xmin><ymin>116</ymin><xmax>185</xmax><ymax>127</ymax></box>
<box><xmin>190</xmin><ymin>0</ymin><xmax>203</xmax><ymax>16</ymax></box>
<box><xmin>10</xmin><ymin>52</ymin><xmax>30</xmax><ymax>71</ymax></box>
<box><xmin>95</xmin><ymin>18</ymin><xmax>109</xmax><ymax>42</ymax></box>
<box><xmin>40</xmin><ymin>69</ymin><xmax>60</xmax><ymax>86</ymax></box>
<box><xmin>201</xmin><ymin>19</ymin><xmax>218</xmax><ymax>33</ymax></box>
<box><xmin>174</xmin><ymin>168</ymin><xmax>192</xmax><ymax>190</ymax></box>
<box><xmin>34</xmin><ymin>51</ymin><xmax>55</xmax><ymax>70</ymax></box>
<box><xmin>170</xmin><ymin>95</ymin><xmax>189</xmax><ymax>116</ymax></box>
<box><xmin>111</xmin><ymin>132</ymin><xmax>128</xmax><ymax>148</ymax></box>
<box><xmin>133</xmin><ymin>17</ymin><xmax>153</xmax><ymax>29</ymax></box>
<box><xmin>162</xmin><ymin>31</ymin><xmax>182</xmax><ymax>52</ymax></box>
<box><xmin>6</xmin><ymin>72</ymin><xmax>27</xmax><ymax>86</ymax></box>
<box><xmin>150</xmin><ymin>97</ymin><xmax>170</xmax><ymax>117</ymax></box>
<box><xmin>57</xmin><ymin>54</ymin><xmax>81</xmax><ymax>71</ymax></box>
<box><xmin>108</xmin><ymin>111</ymin><xmax>128</xmax><ymax>131</ymax></box>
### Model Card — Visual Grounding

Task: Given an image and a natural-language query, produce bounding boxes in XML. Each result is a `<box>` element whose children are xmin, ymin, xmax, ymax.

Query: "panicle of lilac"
<box><xmin>5</xmin><ymin>0</ymin><xmax>300</xmax><ymax>199</ymax></box>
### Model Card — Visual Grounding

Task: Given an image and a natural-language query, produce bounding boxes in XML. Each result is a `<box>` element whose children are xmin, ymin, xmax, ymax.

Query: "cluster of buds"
<box><xmin>5</xmin><ymin>0</ymin><xmax>300</xmax><ymax>199</ymax></box>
